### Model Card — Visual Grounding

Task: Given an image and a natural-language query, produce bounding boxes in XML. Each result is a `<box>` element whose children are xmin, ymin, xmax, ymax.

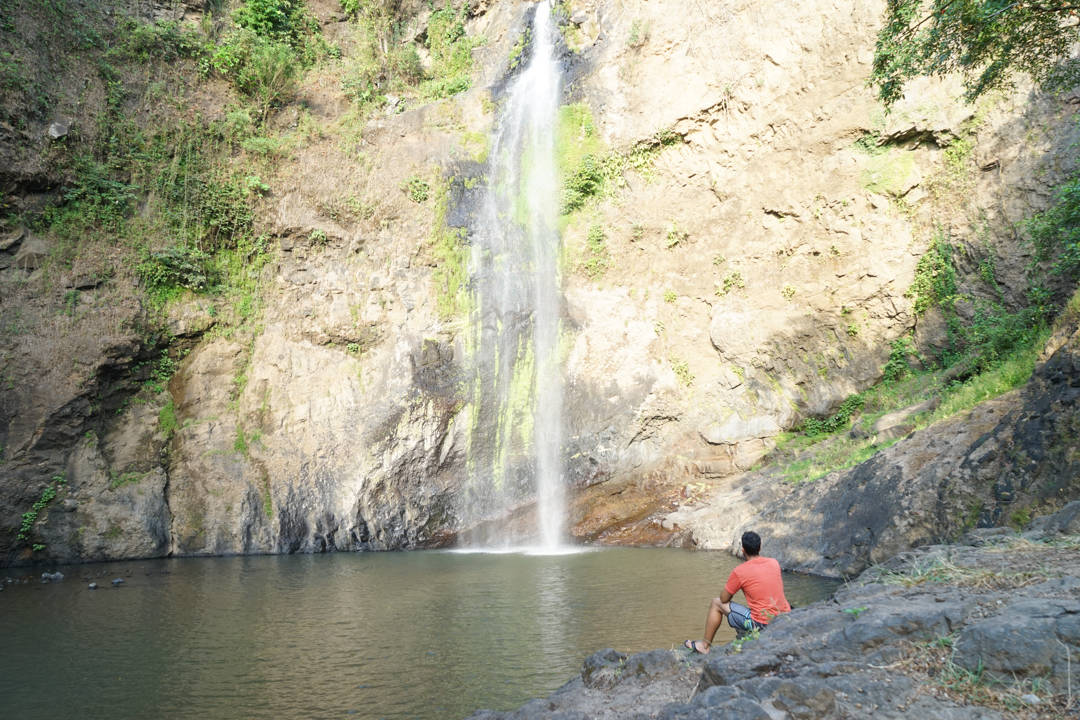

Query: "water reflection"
<box><xmin>0</xmin><ymin>549</ymin><xmax>837</xmax><ymax>719</ymax></box>
<box><xmin>535</xmin><ymin>559</ymin><xmax>570</xmax><ymax>670</ymax></box>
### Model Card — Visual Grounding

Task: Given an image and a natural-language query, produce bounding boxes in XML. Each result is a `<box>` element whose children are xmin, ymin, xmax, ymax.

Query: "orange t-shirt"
<box><xmin>724</xmin><ymin>556</ymin><xmax>792</xmax><ymax>625</ymax></box>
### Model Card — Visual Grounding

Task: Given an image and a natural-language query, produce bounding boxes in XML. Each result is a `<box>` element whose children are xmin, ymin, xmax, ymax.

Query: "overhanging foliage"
<box><xmin>872</xmin><ymin>0</ymin><xmax>1080</xmax><ymax>106</ymax></box>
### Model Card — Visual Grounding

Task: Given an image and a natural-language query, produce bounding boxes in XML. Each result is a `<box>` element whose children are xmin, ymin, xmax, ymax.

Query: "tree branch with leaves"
<box><xmin>871</xmin><ymin>0</ymin><xmax>1080</xmax><ymax>106</ymax></box>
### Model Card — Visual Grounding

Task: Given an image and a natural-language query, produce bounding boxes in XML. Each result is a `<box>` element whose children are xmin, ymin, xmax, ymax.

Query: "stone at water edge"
<box><xmin>88</xmin><ymin>582</ymin><xmax>98</xmax><ymax>590</ymax></box>
<box><xmin>111</xmin><ymin>578</ymin><xmax>124</xmax><ymax>586</ymax></box>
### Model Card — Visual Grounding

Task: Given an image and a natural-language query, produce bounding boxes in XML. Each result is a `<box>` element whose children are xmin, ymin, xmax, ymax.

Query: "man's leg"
<box><xmin>697</xmin><ymin>596</ymin><xmax>731</xmax><ymax>652</ymax></box>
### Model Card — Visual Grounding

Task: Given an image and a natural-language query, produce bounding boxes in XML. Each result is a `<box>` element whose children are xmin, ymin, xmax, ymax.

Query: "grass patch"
<box><xmin>801</xmin><ymin>393</ymin><xmax>864</xmax><ymax>436</ymax></box>
<box><xmin>341</xmin><ymin>0</ymin><xmax>480</xmax><ymax>113</ymax></box>
<box><xmin>159</xmin><ymin>399</ymin><xmax>179</xmax><ymax>438</ymax></box>
<box><xmin>419</xmin><ymin>2</ymin><xmax>482</xmax><ymax>99</ymax></box>
<box><xmin>109</xmin><ymin>470</ymin><xmax>145</xmax><ymax>490</ymax></box>
<box><xmin>769</xmin><ymin>178</ymin><xmax>1080</xmax><ymax>483</ymax></box>
<box><xmin>18</xmin><ymin>475</ymin><xmax>66</xmax><ymax>543</ymax></box>
<box><xmin>852</xmin><ymin>130</ymin><xmax>885</xmax><ymax>155</ymax></box>
<box><xmin>581</xmin><ymin>223</ymin><xmax>610</xmax><ymax>278</ymax></box>
<box><xmin>892</xmin><ymin>629</ymin><xmax>1079</xmax><ymax>716</ymax></box>
<box><xmin>430</xmin><ymin>178</ymin><xmax>469</xmax><ymax>319</ymax></box>
<box><xmin>861</xmin><ymin>149</ymin><xmax>916</xmax><ymax>196</ymax></box>
<box><xmin>234</xmin><ymin>426</ymin><xmax>251</xmax><ymax>457</ymax></box>
<box><xmin>670</xmin><ymin>356</ymin><xmax>693</xmax><ymax>386</ymax></box>
<box><xmin>404</xmin><ymin>175</ymin><xmax>430</xmax><ymax>203</ymax></box>
<box><xmin>872</xmin><ymin>555</ymin><xmax>1049</xmax><ymax>590</ymax></box>
<box><xmin>767</xmin><ymin>334</ymin><xmax>1044</xmax><ymax>484</ymax></box>
<box><xmin>1029</xmin><ymin>176</ymin><xmax>1080</xmax><ymax>283</ymax></box>
<box><xmin>715</xmin><ymin>270</ymin><xmax>745</xmax><ymax>296</ymax></box>
<box><xmin>927</xmin><ymin>331</ymin><xmax>1048</xmax><ymax>422</ymax></box>
<box><xmin>556</xmin><ymin>103</ymin><xmax>682</xmax><ymax>215</ymax></box>
<box><xmin>771</xmin><ymin>433</ymin><xmax>895</xmax><ymax>484</ymax></box>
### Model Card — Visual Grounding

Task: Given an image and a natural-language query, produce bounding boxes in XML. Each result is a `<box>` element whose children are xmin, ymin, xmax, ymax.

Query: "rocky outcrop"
<box><xmin>558</xmin><ymin>0</ymin><xmax>1080</xmax><ymax>481</ymax></box>
<box><xmin>468</xmin><ymin>515</ymin><xmax>1080</xmax><ymax>719</ymax></box>
<box><xmin>666</xmin><ymin>316</ymin><xmax>1080</xmax><ymax>578</ymax></box>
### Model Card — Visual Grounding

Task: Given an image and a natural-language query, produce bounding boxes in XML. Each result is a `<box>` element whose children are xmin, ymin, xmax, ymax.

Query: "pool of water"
<box><xmin>0</xmin><ymin>548</ymin><xmax>838</xmax><ymax>719</ymax></box>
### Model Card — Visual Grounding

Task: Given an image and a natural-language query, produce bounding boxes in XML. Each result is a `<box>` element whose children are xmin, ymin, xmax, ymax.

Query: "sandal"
<box><xmin>682</xmin><ymin>639</ymin><xmax>709</xmax><ymax>654</ymax></box>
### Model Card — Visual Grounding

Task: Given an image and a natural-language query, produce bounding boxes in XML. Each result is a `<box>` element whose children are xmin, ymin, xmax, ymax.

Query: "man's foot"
<box><xmin>682</xmin><ymin>639</ymin><xmax>709</xmax><ymax>654</ymax></box>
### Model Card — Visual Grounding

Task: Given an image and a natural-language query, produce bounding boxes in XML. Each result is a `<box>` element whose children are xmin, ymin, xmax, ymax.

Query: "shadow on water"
<box><xmin>0</xmin><ymin>549</ymin><xmax>839</xmax><ymax>719</ymax></box>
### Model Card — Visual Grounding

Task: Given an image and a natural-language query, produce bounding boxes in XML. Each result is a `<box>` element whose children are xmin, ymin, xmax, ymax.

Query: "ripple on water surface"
<box><xmin>0</xmin><ymin>548</ymin><xmax>838</xmax><ymax>719</ymax></box>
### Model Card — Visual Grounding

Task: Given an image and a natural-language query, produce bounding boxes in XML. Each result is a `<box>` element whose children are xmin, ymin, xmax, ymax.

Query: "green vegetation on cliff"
<box><xmin>781</xmin><ymin>174</ymin><xmax>1080</xmax><ymax>482</ymax></box>
<box><xmin>1030</xmin><ymin>177</ymin><xmax>1080</xmax><ymax>284</ymax></box>
<box><xmin>340</xmin><ymin>0</ymin><xmax>480</xmax><ymax>114</ymax></box>
<box><xmin>3</xmin><ymin>0</ymin><xmax>324</xmax><ymax>327</ymax></box>
<box><xmin>430</xmin><ymin>179</ymin><xmax>470</xmax><ymax>320</ymax></box>
<box><xmin>555</xmin><ymin>103</ymin><xmax>682</xmax><ymax>216</ymax></box>
<box><xmin>17</xmin><ymin>475</ymin><xmax>65</xmax><ymax>551</ymax></box>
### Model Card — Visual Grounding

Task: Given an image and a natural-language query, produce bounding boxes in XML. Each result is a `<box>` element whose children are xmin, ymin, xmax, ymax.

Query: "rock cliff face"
<box><xmin>667</xmin><ymin>311</ymin><xmax>1080</xmax><ymax>578</ymax></box>
<box><xmin>1</xmin><ymin>0</ymin><xmax>1077</xmax><ymax>564</ymax></box>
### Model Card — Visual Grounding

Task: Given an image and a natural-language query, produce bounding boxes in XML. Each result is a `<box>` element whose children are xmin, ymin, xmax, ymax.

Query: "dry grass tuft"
<box><xmin>903</xmin><ymin>637</ymin><xmax>1077</xmax><ymax>719</ymax></box>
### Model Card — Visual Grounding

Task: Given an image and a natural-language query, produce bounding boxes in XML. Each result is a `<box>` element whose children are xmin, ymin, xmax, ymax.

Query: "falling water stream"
<box><xmin>464</xmin><ymin>1</ymin><xmax>565</xmax><ymax>550</ymax></box>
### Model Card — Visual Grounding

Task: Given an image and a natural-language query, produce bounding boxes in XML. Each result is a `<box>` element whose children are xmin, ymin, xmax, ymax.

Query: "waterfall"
<box><xmin>462</xmin><ymin>1</ymin><xmax>565</xmax><ymax>551</ymax></box>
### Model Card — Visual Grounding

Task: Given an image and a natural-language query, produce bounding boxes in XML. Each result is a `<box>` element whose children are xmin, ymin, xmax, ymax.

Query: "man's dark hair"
<box><xmin>741</xmin><ymin>531</ymin><xmax>761</xmax><ymax>556</ymax></box>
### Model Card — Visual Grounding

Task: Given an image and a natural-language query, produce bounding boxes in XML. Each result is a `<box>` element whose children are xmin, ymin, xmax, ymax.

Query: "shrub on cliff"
<box><xmin>233</xmin><ymin>0</ymin><xmax>318</xmax><ymax>52</ymax></box>
<box><xmin>1029</xmin><ymin>177</ymin><xmax>1080</xmax><ymax>283</ymax></box>
<box><xmin>340</xmin><ymin>0</ymin><xmax>479</xmax><ymax>110</ymax></box>
<box><xmin>205</xmin><ymin>0</ymin><xmax>322</xmax><ymax>120</ymax></box>
<box><xmin>209</xmin><ymin>33</ymin><xmax>301</xmax><ymax>121</ymax></box>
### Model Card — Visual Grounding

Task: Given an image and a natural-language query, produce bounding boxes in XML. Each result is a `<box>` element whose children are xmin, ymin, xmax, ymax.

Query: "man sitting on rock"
<box><xmin>684</xmin><ymin>530</ymin><xmax>791</xmax><ymax>654</ymax></box>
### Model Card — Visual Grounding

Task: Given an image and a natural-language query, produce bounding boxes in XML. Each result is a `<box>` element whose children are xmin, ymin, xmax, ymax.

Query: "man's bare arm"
<box><xmin>719</xmin><ymin>589</ymin><xmax>733</xmax><ymax>612</ymax></box>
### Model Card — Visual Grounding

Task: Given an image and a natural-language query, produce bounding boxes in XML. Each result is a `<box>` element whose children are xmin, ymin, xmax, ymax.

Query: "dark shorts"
<box><xmin>727</xmin><ymin>602</ymin><xmax>766</xmax><ymax>635</ymax></box>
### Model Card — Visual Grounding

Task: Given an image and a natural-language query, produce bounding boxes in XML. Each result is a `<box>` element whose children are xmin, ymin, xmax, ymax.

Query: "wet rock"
<box><xmin>40</xmin><ymin>571</ymin><xmax>64</xmax><ymax>583</ymax></box>
<box><xmin>111</xmin><ymin>578</ymin><xmax>124</xmax><ymax>586</ymax></box>
<box><xmin>88</xmin><ymin>582</ymin><xmax>97</xmax><ymax>590</ymax></box>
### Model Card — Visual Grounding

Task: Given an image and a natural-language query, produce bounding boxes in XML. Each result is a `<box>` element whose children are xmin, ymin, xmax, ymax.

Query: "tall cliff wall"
<box><xmin>0</xmin><ymin>0</ymin><xmax>1076</xmax><ymax>565</ymax></box>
